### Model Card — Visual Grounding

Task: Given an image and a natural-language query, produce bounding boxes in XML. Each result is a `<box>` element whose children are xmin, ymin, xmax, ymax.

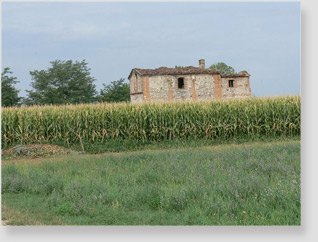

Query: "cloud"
<box><xmin>2</xmin><ymin>2</ymin><xmax>300</xmax><ymax>97</ymax></box>
<box><xmin>2</xmin><ymin>3</ymin><xmax>122</xmax><ymax>41</ymax></box>
<box><xmin>4</xmin><ymin>15</ymin><xmax>104</xmax><ymax>41</ymax></box>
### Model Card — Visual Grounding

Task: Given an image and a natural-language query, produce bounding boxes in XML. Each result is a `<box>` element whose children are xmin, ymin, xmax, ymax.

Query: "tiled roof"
<box><xmin>222</xmin><ymin>71</ymin><xmax>250</xmax><ymax>77</ymax></box>
<box><xmin>128</xmin><ymin>67</ymin><xmax>250</xmax><ymax>79</ymax></box>
<box><xmin>129</xmin><ymin>66</ymin><xmax>220</xmax><ymax>79</ymax></box>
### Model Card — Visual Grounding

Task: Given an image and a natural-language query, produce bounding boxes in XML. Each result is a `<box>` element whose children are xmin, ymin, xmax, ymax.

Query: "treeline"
<box><xmin>1</xmin><ymin>59</ymin><xmax>130</xmax><ymax>107</ymax></box>
<box><xmin>2</xmin><ymin>60</ymin><xmax>237</xmax><ymax>107</ymax></box>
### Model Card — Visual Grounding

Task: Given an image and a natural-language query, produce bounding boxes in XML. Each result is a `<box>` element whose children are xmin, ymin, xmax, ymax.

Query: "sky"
<box><xmin>2</xmin><ymin>1</ymin><xmax>300</xmax><ymax>97</ymax></box>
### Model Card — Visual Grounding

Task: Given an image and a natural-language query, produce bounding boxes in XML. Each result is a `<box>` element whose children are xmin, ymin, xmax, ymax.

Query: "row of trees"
<box><xmin>1</xmin><ymin>60</ymin><xmax>130</xmax><ymax>107</ymax></box>
<box><xmin>1</xmin><ymin>60</ymin><xmax>235</xmax><ymax>107</ymax></box>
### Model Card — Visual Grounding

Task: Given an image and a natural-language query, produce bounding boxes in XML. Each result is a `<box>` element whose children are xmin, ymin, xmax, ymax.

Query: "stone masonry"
<box><xmin>128</xmin><ymin>59</ymin><xmax>251</xmax><ymax>104</ymax></box>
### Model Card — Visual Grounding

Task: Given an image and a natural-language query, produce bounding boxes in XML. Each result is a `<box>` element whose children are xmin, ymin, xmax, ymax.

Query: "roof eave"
<box><xmin>128</xmin><ymin>69</ymin><xmax>143</xmax><ymax>80</ymax></box>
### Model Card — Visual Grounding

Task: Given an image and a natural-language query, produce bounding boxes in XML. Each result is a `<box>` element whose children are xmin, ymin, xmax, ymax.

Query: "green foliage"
<box><xmin>209</xmin><ymin>62</ymin><xmax>235</xmax><ymax>75</ymax></box>
<box><xmin>2</xmin><ymin>141</ymin><xmax>301</xmax><ymax>225</ymax></box>
<box><xmin>98</xmin><ymin>78</ymin><xmax>130</xmax><ymax>103</ymax></box>
<box><xmin>1</xmin><ymin>67</ymin><xmax>20</xmax><ymax>107</ymax></box>
<box><xmin>175</xmin><ymin>66</ymin><xmax>185</xmax><ymax>69</ymax></box>
<box><xmin>1</xmin><ymin>96</ymin><xmax>301</xmax><ymax>148</ymax></box>
<box><xmin>24</xmin><ymin>60</ymin><xmax>97</xmax><ymax>105</ymax></box>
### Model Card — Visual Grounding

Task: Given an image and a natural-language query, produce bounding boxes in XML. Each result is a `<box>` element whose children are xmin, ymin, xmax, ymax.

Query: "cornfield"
<box><xmin>1</xmin><ymin>96</ymin><xmax>300</xmax><ymax>148</ymax></box>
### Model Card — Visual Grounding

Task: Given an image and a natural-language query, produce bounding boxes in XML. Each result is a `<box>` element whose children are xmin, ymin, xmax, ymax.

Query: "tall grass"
<box><xmin>2</xmin><ymin>141</ymin><xmax>301</xmax><ymax>225</ymax></box>
<box><xmin>1</xmin><ymin>96</ymin><xmax>300</xmax><ymax>148</ymax></box>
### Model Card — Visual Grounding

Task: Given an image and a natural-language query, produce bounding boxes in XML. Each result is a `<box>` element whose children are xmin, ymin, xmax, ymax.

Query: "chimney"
<box><xmin>199</xmin><ymin>59</ymin><xmax>205</xmax><ymax>69</ymax></box>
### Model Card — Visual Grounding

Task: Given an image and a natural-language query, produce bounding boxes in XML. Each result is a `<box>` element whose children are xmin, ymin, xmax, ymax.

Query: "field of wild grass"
<box><xmin>2</xmin><ymin>140</ymin><xmax>300</xmax><ymax>225</ymax></box>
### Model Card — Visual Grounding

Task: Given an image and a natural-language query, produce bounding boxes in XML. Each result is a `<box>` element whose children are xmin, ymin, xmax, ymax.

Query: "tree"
<box><xmin>98</xmin><ymin>78</ymin><xmax>130</xmax><ymax>103</ymax></box>
<box><xmin>1</xmin><ymin>67</ymin><xmax>20</xmax><ymax>107</ymax></box>
<box><xmin>25</xmin><ymin>60</ymin><xmax>97</xmax><ymax>105</ymax></box>
<box><xmin>209</xmin><ymin>62</ymin><xmax>235</xmax><ymax>75</ymax></box>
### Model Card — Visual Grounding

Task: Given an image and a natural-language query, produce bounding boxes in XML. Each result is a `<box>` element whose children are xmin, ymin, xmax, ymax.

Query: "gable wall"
<box><xmin>221</xmin><ymin>77</ymin><xmax>251</xmax><ymax>99</ymax></box>
<box><xmin>130</xmin><ymin>70</ymin><xmax>144</xmax><ymax>103</ymax></box>
<box><xmin>129</xmin><ymin>70</ymin><xmax>143</xmax><ymax>94</ymax></box>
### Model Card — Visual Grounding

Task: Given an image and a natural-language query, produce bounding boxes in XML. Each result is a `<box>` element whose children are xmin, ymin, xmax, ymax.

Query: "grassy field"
<box><xmin>1</xmin><ymin>140</ymin><xmax>300</xmax><ymax>225</ymax></box>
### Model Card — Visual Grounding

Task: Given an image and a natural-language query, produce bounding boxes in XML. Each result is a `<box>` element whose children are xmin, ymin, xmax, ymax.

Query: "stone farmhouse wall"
<box><xmin>221</xmin><ymin>76</ymin><xmax>251</xmax><ymax>99</ymax></box>
<box><xmin>129</xmin><ymin>60</ymin><xmax>251</xmax><ymax>103</ymax></box>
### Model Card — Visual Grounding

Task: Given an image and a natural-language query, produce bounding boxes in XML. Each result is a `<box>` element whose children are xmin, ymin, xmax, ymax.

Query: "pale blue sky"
<box><xmin>2</xmin><ymin>2</ymin><xmax>300</xmax><ymax>97</ymax></box>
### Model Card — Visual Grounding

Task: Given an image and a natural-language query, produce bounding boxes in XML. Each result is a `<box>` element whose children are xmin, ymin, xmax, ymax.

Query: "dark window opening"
<box><xmin>229</xmin><ymin>80</ymin><xmax>234</xmax><ymax>88</ymax></box>
<box><xmin>178</xmin><ymin>77</ymin><xmax>184</xmax><ymax>89</ymax></box>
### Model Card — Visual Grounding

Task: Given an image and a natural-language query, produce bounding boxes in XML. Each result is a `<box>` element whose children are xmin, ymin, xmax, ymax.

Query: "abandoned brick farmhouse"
<box><xmin>128</xmin><ymin>59</ymin><xmax>251</xmax><ymax>104</ymax></box>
